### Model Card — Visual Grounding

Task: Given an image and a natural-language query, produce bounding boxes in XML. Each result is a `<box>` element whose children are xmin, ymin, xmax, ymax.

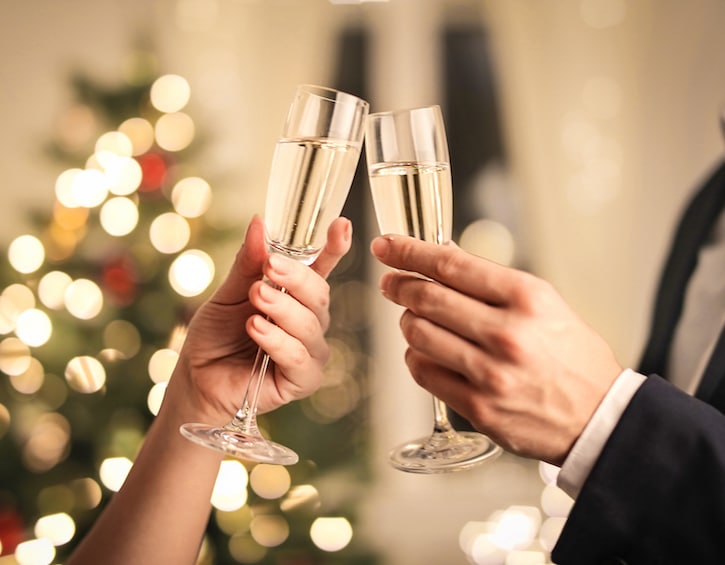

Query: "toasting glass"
<box><xmin>180</xmin><ymin>85</ymin><xmax>369</xmax><ymax>464</ymax></box>
<box><xmin>366</xmin><ymin>105</ymin><xmax>501</xmax><ymax>473</ymax></box>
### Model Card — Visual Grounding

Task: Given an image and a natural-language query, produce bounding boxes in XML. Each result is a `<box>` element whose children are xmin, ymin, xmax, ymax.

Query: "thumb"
<box><xmin>210</xmin><ymin>214</ymin><xmax>267</xmax><ymax>305</ymax></box>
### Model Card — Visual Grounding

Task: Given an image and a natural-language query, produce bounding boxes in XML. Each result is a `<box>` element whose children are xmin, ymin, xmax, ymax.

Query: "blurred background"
<box><xmin>1</xmin><ymin>0</ymin><xmax>725</xmax><ymax>564</ymax></box>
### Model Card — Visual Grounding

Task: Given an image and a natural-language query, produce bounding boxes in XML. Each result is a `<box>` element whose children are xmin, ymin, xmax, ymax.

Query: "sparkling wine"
<box><xmin>265</xmin><ymin>138</ymin><xmax>361</xmax><ymax>263</ymax></box>
<box><xmin>368</xmin><ymin>162</ymin><xmax>452</xmax><ymax>244</ymax></box>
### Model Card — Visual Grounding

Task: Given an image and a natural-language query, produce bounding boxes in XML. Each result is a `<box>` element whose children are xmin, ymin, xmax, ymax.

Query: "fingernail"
<box><xmin>378</xmin><ymin>272</ymin><xmax>391</xmax><ymax>296</ymax></box>
<box><xmin>251</xmin><ymin>314</ymin><xmax>270</xmax><ymax>334</ymax></box>
<box><xmin>343</xmin><ymin>218</ymin><xmax>352</xmax><ymax>243</ymax></box>
<box><xmin>268</xmin><ymin>253</ymin><xmax>291</xmax><ymax>275</ymax></box>
<box><xmin>370</xmin><ymin>235</ymin><xmax>393</xmax><ymax>258</ymax></box>
<box><xmin>258</xmin><ymin>281</ymin><xmax>275</xmax><ymax>302</ymax></box>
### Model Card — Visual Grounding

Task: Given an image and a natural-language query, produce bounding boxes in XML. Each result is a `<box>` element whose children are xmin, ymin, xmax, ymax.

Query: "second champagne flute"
<box><xmin>366</xmin><ymin>105</ymin><xmax>502</xmax><ymax>473</ymax></box>
<box><xmin>180</xmin><ymin>85</ymin><xmax>369</xmax><ymax>464</ymax></box>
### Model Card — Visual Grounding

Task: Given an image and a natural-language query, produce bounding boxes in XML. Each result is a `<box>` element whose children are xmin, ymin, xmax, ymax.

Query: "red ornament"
<box><xmin>0</xmin><ymin>507</ymin><xmax>25</xmax><ymax>555</ymax></box>
<box><xmin>137</xmin><ymin>152</ymin><xmax>167</xmax><ymax>192</ymax></box>
<box><xmin>102</xmin><ymin>256</ymin><xmax>138</xmax><ymax>307</ymax></box>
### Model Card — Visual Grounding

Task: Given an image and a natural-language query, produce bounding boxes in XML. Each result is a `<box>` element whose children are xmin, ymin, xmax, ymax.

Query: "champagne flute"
<box><xmin>180</xmin><ymin>85</ymin><xmax>369</xmax><ymax>464</ymax></box>
<box><xmin>365</xmin><ymin>105</ymin><xmax>501</xmax><ymax>473</ymax></box>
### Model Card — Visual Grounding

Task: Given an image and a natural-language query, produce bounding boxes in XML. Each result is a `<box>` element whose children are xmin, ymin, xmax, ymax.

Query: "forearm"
<box><xmin>67</xmin><ymin>391</ymin><xmax>223</xmax><ymax>565</ymax></box>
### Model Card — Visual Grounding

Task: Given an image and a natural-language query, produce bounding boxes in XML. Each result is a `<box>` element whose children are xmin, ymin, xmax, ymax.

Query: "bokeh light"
<box><xmin>3</xmin><ymin>283</ymin><xmax>36</xmax><ymax>311</ymax></box>
<box><xmin>105</xmin><ymin>156</ymin><xmax>143</xmax><ymax>196</ymax></box>
<box><xmin>100</xmin><ymin>197</ymin><xmax>139</xmax><ymax>236</ymax></box>
<box><xmin>540</xmin><ymin>483</ymin><xmax>574</xmax><ymax>518</ymax></box>
<box><xmin>22</xmin><ymin>412</ymin><xmax>71</xmax><ymax>472</ymax></box>
<box><xmin>250</xmin><ymin>514</ymin><xmax>289</xmax><ymax>548</ymax></box>
<box><xmin>0</xmin><ymin>336</ymin><xmax>32</xmax><ymax>376</ymax></box>
<box><xmin>280</xmin><ymin>484</ymin><xmax>321</xmax><ymax>513</ymax></box>
<box><xmin>70</xmin><ymin>477</ymin><xmax>103</xmax><ymax>511</ymax></box>
<box><xmin>505</xmin><ymin>550</ymin><xmax>546</xmax><ymax>564</ymax></box>
<box><xmin>95</xmin><ymin>131</ymin><xmax>133</xmax><ymax>167</ymax></box>
<box><xmin>9</xmin><ymin>357</ymin><xmax>44</xmax><ymax>394</ymax></box>
<box><xmin>64</xmin><ymin>355</ymin><xmax>106</xmax><ymax>393</ymax></box>
<box><xmin>491</xmin><ymin>506</ymin><xmax>541</xmax><ymax>551</ymax></box>
<box><xmin>150</xmin><ymin>74</ymin><xmax>191</xmax><ymax>113</ymax></box>
<box><xmin>99</xmin><ymin>456</ymin><xmax>133</xmax><ymax>492</ymax></box>
<box><xmin>118</xmin><ymin>117</ymin><xmax>155</xmax><ymax>155</ymax></box>
<box><xmin>249</xmin><ymin>464</ymin><xmax>291</xmax><ymax>500</ymax></box>
<box><xmin>459</xmin><ymin>219</ymin><xmax>515</xmax><ymax>266</ymax></box>
<box><xmin>211</xmin><ymin>459</ymin><xmax>249</xmax><ymax>512</ymax></box>
<box><xmin>64</xmin><ymin>278</ymin><xmax>103</xmax><ymax>320</ymax></box>
<box><xmin>15</xmin><ymin>309</ymin><xmax>53</xmax><ymax>347</ymax></box>
<box><xmin>8</xmin><ymin>235</ymin><xmax>45</xmax><ymax>274</ymax></box>
<box><xmin>14</xmin><ymin>537</ymin><xmax>56</xmax><ymax>565</ymax></box>
<box><xmin>72</xmin><ymin>168</ymin><xmax>109</xmax><ymax>208</ymax></box>
<box><xmin>215</xmin><ymin>505</ymin><xmax>253</xmax><ymax>536</ymax></box>
<box><xmin>305</xmin><ymin>376</ymin><xmax>360</xmax><ymax>423</ymax></box>
<box><xmin>172</xmin><ymin>176</ymin><xmax>212</xmax><ymax>218</ymax></box>
<box><xmin>147</xmin><ymin>381</ymin><xmax>167</xmax><ymax>416</ymax></box>
<box><xmin>0</xmin><ymin>296</ymin><xmax>15</xmax><ymax>334</ymax></box>
<box><xmin>168</xmin><ymin>249</ymin><xmax>215</xmax><ymax>297</ymax></box>
<box><xmin>38</xmin><ymin>271</ymin><xmax>73</xmax><ymax>310</ymax></box>
<box><xmin>55</xmin><ymin>168</ymin><xmax>82</xmax><ymax>207</ymax></box>
<box><xmin>228</xmin><ymin>534</ymin><xmax>266</xmax><ymax>564</ymax></box>
<box><xmin>149</xmin><ymin>212</ymin><xmax>190</xmax><ymax>254</ymax></box>
<box><xmin>34</xmin><ymin>512</ymin><xmax>76</xmax><ymax>546</ymax></box>
<box><xmin>309</xmin><ymin>517</ymin><xmax>353</xmax><ymax>552</ymax></box>
<box><xmin>155</xmin><ymin>112</ymin><xmax>195</xmax><ymax>152</ymax></box>
<box><xmin>148</xmin><ymin>348</ymin><xmax>179</xmax><ymax>383</ymax></box>
<box><xmin>538</xmin><ymin>516</ymin><xmax>567</xmax><ymax>552</ymax></box>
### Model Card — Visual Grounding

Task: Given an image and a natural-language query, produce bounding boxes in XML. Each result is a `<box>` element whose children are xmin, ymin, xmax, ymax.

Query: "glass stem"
<box><xmin>226</xmin><ymin>280</ymin><xmax>286</xmax><ymax>438</ymax></box>
<box><xmin>227</xmin><ymin>346</ymin><xmax>270</xmax><ymax>437</ymax></box>
<box><xmin>432</xmin><ymin>395</ymin><xmax>454</xmax><ymax>435</ymax></box>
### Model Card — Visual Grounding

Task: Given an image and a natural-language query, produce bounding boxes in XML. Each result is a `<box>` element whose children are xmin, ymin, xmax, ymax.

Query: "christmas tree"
<box><xmin>0</xmin><ymin>50</ymin><xmax>376</xmax><ymax>565</ymax></box>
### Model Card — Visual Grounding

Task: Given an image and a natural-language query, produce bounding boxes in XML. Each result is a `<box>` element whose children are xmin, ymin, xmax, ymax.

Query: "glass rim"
<box><xmin>296</xmin><ymin>84</ymin><xmax>369</xmax><ymax>109</ymax></box>
<box><xmin>367</xmin><ymin>104</ymin><xmax>442</xmax><ymax>119</ymax></box>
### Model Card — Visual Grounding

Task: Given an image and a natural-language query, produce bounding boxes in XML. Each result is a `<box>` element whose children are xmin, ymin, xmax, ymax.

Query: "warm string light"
<box><xmin>0</xmin><ymin>71</ymin><xmax>217</xmax><ymax>559</ymax></box>
<box><xmin>458</xmin><ymin>462</ymin><xmax>573</xmax><ymax>564</ymax></box>
<box><xmin>2</xmin><ymin>68</ymin><xmax>366</xmax><ymax>563</ymax></box>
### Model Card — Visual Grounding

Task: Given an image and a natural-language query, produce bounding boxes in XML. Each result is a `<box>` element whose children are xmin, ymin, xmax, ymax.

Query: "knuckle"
<box><xmin>430</xmin><ymin>249</ymin><xmax>462</xmax><ymax>282</ymax></box>
<box><xmin>288</xmin><ymin>340</ymin><xmax>309</xmax><ymax>366</ymax></box>
<box><xmin>400</xmin><ymin>312</ymin><xmax>429</xmax><ymax>349</ymax></box>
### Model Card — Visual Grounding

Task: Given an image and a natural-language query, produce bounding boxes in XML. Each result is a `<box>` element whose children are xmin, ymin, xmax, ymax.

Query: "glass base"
<box><xmin>389</xmin><ymin>430</ymin><xmax>501</xmax><ymax>474</ymax></box>
<box><xmin>179</xmin><ymin>422</ymin><xmax>299</xmax><ymax>465</ymax></box>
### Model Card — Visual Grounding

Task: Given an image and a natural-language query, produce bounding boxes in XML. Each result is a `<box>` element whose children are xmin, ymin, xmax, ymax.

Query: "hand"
<box><xmin>165</xmin><ymin>215</ymin><xmax>352</xmax><ymax>427</ymax></box>
<box><xmin>370</xmin><ymin>235</ymin><xmax>623</xmax><ymax>466</ymax></box>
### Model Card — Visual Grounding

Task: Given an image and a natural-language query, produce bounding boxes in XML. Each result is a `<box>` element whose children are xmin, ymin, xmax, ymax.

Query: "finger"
<box><xmin>248</xmin><ymin>279</ymin><xmax>329</xmax><ymax>362</ymax></box>
<box><xmin>371</xmin><ymin>234</ymin><xmax>516</xmax><ymax>305</ymax></box>
<box><xmin>246</xmin><ymin>315</ymin><xmax>325</xmax><ymax>405</ymax></box>
<box><xmin>311</xmin><ymin>217</ymin><xmax>353</xmax><ymax>279</ymax></box>
<box><xmin>262</xmin><ymin>253</ymin><xmax>332</xmax><ymax>331</ymax></box>
<box><xmin>211</xmin><ymin>215</ymin><xmax>267</xmax><ymax>305</ymax></box>
<box><xmin>399</xmin><ymin>309</ymin><xmax>497</xmax><ymax>388</ymax></box>
<box><xmin>404</xmin><ymin>349</ymin><xmax>493</xmax><ymax>433</ymax></box>
<box><xmin>380</xmin><ymin>271</ymin><xmax>506</xmax><ymax>348</ymax></box>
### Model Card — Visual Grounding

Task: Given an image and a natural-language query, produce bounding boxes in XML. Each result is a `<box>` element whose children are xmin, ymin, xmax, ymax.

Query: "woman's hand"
<box><xmin>165</xmin><ymin>215</ymin><xmax>352</xmax><ymax>427</ymax></box>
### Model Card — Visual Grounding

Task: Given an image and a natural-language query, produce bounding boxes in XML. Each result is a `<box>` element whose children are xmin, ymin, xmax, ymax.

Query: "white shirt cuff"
<box><xmin>557</xmin><ymin>368</ymin><xmax>647</xmax><ymax>499</ymax></box>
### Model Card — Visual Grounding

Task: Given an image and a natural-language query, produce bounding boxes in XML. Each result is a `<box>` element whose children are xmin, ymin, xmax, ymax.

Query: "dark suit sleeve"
<box><xmin>551</xmin><ymin>375</ymin><xmax>725</xmax><ymax>565</ymax></box>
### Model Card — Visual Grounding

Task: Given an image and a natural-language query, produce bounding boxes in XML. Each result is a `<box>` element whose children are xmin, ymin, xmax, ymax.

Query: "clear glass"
<box><xmin>366</xmin><ymin>105</ymin><xmax>501</xmax><ymax>473</ymax></box>
<box><xmin>180</xmin><ymin>85</ymin><xmax>369</xmax><ymax>464</ymax></box>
